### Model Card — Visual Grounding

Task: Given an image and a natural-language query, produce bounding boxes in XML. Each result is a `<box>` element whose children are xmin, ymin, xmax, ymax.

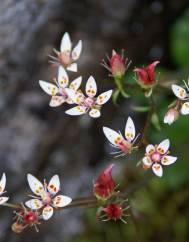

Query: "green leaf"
<box><xmin>112</xmin><ymin>89</ymin><xmax>120</xmax><ymax>105</ymax></box>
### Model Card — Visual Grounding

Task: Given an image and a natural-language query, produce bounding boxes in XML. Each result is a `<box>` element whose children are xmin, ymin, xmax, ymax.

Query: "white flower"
<box><xmin>172</xmin><ymin>80</ymin><xmax>189</xmax><ymax>115</ymax></box>
<box><xmin>25</xmin><ymin>174</ymin><xmax>72</xmax><ymax>220</ymax></box>
<box><xmin>39</xmin><ymin>66</ymin><xmax>82</xmax><ymax>107</ymax></box>
<box><xmin>142</xmin><ymin>139</ymin><xmax>177</xmax><ymax>177</ymax></box>
<box><xmin>49</xmin><ymin>32</ymin><xmax>82</xmax><ymax>72</ymax></box>
<box><xmin>164</xmin><ymin>108</ymin><xmax>179</xmax><ymax>125</ymax></box>
<box><xmin>103</xmin><ymin>117</ymin><xmax>139</xmax><ymax>157</ymax></box>
<box><xmin>0</xmin><ymin>173</ymin><xmax>9</xmax><ymax>205</ymax></box>
<box><xmin>65</xmin><ymin>76</ymin><xmax>112</xmax><ymax>118</ymax></box>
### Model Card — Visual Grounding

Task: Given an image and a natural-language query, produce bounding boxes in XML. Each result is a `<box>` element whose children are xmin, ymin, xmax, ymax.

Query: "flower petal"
<box><xmin>142</xmin><ymin>156</ymin><xmax>152</xmax><ymax>167</ymax></box>
<box><xmin>0</xmin><ymin>173</ymin><xmax>6</xmax><ymax>195</ymax></box>
<box><xmin>53</xmin><ymin>195</ymin><xmax>72</xmax><ymax>208</ymax></box>
<box><xmin>39</xmin><ymin>80</ymin><xmax>58</xmax><ymax>96</ymax></box>
<box><xmin>181</xmin><ymin>102</ymin><xmax>189</xmax><ymax>115</ymax></box>
<box><xmin>42</xmin><ymin>206</ymin><xmax>54</xmax><ymax>220</ymax></box>
<box><xmin>67</xmin><ymin>63</ymin><xmax>77</xmax><ymax>72</ymax></box>
<box><xmin>125</xmin><ymin>117</ymin><xmax>136</xmax><ymax>142</ymax></box>
<box><xmin>65</xmin><ymin>106</ymin><xmax>87</xmax><ymax>116</ymax></box>
<box><xmin>103</xmin><ymin>127</ymin><xmax>123</xmax><ymax>147</ymax></box>
<box><xmin>49</xmin><ymin>96</ymin><xmax>65</xmax><ymax>107</ymax></box>
<box><xmin>161</xmin><ymin>155</ymin><xmax>177</xmax><ymax>166</ymax></box>
<box><xmin>60</xmin><ymin>32</ymin><xmax>72</xmax><ymax>52</ymax></box>
<box><xmin>47</xmin><ymin>175</ymin><xmax>60</xmax><ymax>195</ymax></box>
<box><xmin>152</xmin><ymin>163</ymin><xmax>163</xmax><ymax>177</ymax></box>
<box><xmin>172</xmin><ymin>84</ymin><xmax>187</xmax><ymax>100</ymax></box>
<box><xmin>157</xmin><ymin>139</ymin><xmax>170</xmax><ymax>154</ymax></box>
<box><xmin>58</xmin><ymin>66</ymin><xmax>69</xmax><ymax>88</ymax></box>
<box><xmin>89</xmin><ymin>108</ymin><xmax>101</xmax><ymax>118</ymax></box>
<box><xmin>146</xmin><ymin>144</ymin><xmax>155</xmax><ymax>155</ymax></box>
<box><xmin>72</xmin><ymin>40</ymin><xmax>82</xmax><ymax>61</ymax></box>
<box><xmin>69</xmin><ymin>76</ymin><xmax>82</xmax><ymax>91</ymax></box>
<box><xmin>96</xmin><ymin>90</ymin><xmax>113</xmax><ymax>105</ymax></box>
<box><xmin>25</xmin><ymin>199</ymin><xmax>43</xmax><ymax>210</ymax></box>
<box><xmin>86</xmin><ymin>76</ymin><xmax>97</xmax><ymax>97</ymax></box>
<box><xmin>27</xmin><ymin>174</ymin><xmax>45</xmax><ymax>196</ymax></box>
<box><xmin>0</xmin><ymin>197</ymin><xmax>9</xmax><ymax>205</ymax></box>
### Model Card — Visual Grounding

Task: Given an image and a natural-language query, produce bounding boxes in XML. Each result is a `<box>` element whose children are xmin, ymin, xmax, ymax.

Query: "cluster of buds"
<box><xmin>93</xmin><ymin>164</ymin><xmax>130</xmax><ymax>223</ymax></box>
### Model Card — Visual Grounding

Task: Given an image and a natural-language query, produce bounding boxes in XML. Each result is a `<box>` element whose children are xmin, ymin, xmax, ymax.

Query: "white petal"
<box><xmin>25</xmin><ymin>199</ymin><xmax>43</xmax><ymax>210</ymax></box>
<box><xmin>86</xmin><ymin>76</ymin><xmax>97</xmax><ymax>97</ymax></box>
<box><xmin>58</xmin><ymin>66</ymin><xmax>69</xmax><ymax>88</ymax></box>
<box><xmin>164</xmin><ymin>114</ymin><xmax>174</xmax><ymax>125</ymax></box>
<box><xmin>89</xmin><ymin>108</ymin><xmax>101</xmax><ymax>118</ymax></box>
<box><xmin>96</xmin><ymin>90</ymin><xmax>112</xmax><ymax>105</ymax></box>
<box><xmin>27</xmin><ymin>174</ymin><xmax>45</xmax><ymax>196</ymax></box>
<box><xmin>157</xmin><ymin>139</ymin><xmax>170</xmax><ymax>154</ymax></box>
<box><xmin>0</xmin><ymin>197</ymin><xmax>9</xmax><ymax>205</ymax></box>
<box><xmin>60</xmin><ymin>32</ymin><xmax>72</xmax><ymax>52</ymax></box>
<box><xmin>161</xmin><ymin>155</ymin><xmax>177</xmax><ymax>166</ymax></box>
<box><xmin>103</xmin><ymin>127</ymin><xmax>123</xmax><ymax>146</ymax></box>
<box><xmin>49</xmin><ymin>96</ymin><xmax>65</xmax><ymax>107</ymax></box>
<box><xmin>39</xmin><ymin>80</ymin><xmax>58</xmax><ymax>96</ymax></box>
<box><xmin>172</xmin><ymin>84</ymin><xmax>187</xmax><ymax>100</ymax></box>
<box><xmin>142</xmin><ymin>156</ymin><xmax>152</xmax><ymax>167</ymax></box>
<box><xmin>53</xmin><ymin>195</ymin><xmax>72</xmax><ymax>208</ymax></box>
<box><xmin>69</xmin><ymin>76</ymin><xmax>82</xmax><ymax>91</ymax></box>
<box><xmin>181</xmin><ymin>102</ymin><xmax>189</xmax><ymax>115</ymax></box>
<box><xmin>66</xmin><ymin>63</ymin><xmax>77</xmax><ymax>72</ymax></box>
<box><xmin>72</xmin><ymin>40</ymin><xmax>82</xmax><ymax>61</ymax></box>
<box><xmin>42</xmin><ymin>205</ymin><xmax>54</xmax><ymax>220</ymax></box>
<box><xmin>125</xmin><ymin>117</ymin><xmax>136</xmax><ymax>142</ymax></box>
<box><xmin>65</xmin><ymin>88</ymin><xmax>85</xmax><ymax>105</ymax></box>
<box><xmin>47</xmin><ymin>175</ymin><xmax>60</xmax><ymax>195</ymax></box>
<box><xmin>0</xmin><ymin>173</ymin><xmax>6</xmax><ymax>195</ymax></box>
<box><xmin>152</xmin><ymin>163</ymin><xmax>163</xmax><ymax>177</ymax></box>
<box><xmin>146</xmin><ymin>144</ymin><xmax>155</xmax><ymax>155</ymax></box>
<box><xmin>65</xmin><ymin>106</ymin><xmax>86</xmax><ymax>116</ymax></box>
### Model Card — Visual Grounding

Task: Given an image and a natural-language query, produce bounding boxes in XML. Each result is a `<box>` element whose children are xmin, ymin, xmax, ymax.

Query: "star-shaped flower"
<box><xmin>65</xmin><ymin>76</ymin><xmax>112</xmax><ymax>118</ymax></box>
<box><xmin>142</xmin><ymin>139</ymin><xmax>177</xmax><ymax>177</ymax></box>
<box><xmin>172</xmin><ymin>81</ymin><xmax>189</xmax><ymax>115</ymax></box>
<box><xmin>39</xmin><ymin>66</ymin><xmax>82</xmax><ymax>107</ymax></box>
<box><xmin>103</xmin><ymin>117</ymin><xmax>139</xmax><ymax>157</ymax></box>
<box><xmin>49</xmin><ymin>32</ymin><xmax>82</xmax><ymax>72</ymax></box>
<box><xmin>25</xmin><ymin>174</ymin><xmax>72</xmax><ymax>220</ymax></box>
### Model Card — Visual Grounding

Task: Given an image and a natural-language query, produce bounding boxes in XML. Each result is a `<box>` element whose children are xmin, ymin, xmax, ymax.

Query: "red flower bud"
<box><xmin>101</xmin><ymin>50</ymin><xmax>130</xmax><ymax>79</ymax></box>
<box><xmin>110</xmin><ymin>50</ymin><xmax>126</xmax><ymax>78</ymax></box>
<box><xmin>23</xmin><ymin>211</ymin><xmax>39</xmax><ymax>225</ymax></box>
<box><xmin>134</xmin><ymin>61</ymin><xmax>159</xmax><ymax>88</ymax></box>
<box><xmin>93</xmin><ymin>164</ymin><xmax>116</xmax><ymax>200</ymax></box>
<box><xmin>102</xmin><ymin>203</ymin><xmax>123</xmax><ymax>220</ymax></box>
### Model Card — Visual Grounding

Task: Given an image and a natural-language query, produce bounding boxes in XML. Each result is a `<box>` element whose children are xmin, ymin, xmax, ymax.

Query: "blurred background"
<box><xmin>0</xmin><ymin>0</ymin><xmax>189</xmax><ymax>241</ymax></box>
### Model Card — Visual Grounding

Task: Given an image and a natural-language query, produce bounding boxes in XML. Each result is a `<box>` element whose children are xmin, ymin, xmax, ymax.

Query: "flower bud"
<box><xmin>102</xmin><ymin>203</ymin><xmax>123</xmax><ymax>220</ymax></box>
<box><xmin>110</xmin><ymin>50</ymin><xmax>126</xmax><ymax>78</ymax></box>
<box><xmin>93</xmin><ymin>164</ymin><xmax>116</xmax><ymax>200</ymax></box>
<box><xmin>11</xmin><ymin>222</ymin><xmax>26</xmax><ymax>234</ymax></box>
<box><xmin>134</xmin><ymin>61</ymin><xmax>159</xmax><ymax>88</ymax></box>
<box><xmin>164</xmin><ymin>108</ymin><xmax>179</xmax><ymax>125</ymax></box>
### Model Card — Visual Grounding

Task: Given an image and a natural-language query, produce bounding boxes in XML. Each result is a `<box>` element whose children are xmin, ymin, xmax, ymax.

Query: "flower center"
<box><xmin>118</xmin><ymin>139</ymin><xmax>132</xmax><ymax>154</ymax></box>
<box><xmin>59</xmin><ymin>88</ymin><xmax>68</xmax><ymax>99</ymax></box>
<box><xmin>41</xmin><ymin>192</ymin><xmax>52</xmax><ymax>205</ymax></box>
<box><xmin>84</xmin><ymin>97</ymin><xmax>95</xmax><ymax>108</ymax></box>
<box><xmin>150</xmin><ymin>152</ymin><xmax>161</xmax><ymax>163</ymax></box>
<box><xmin>59</xmin><ymin>51</ymin><xmax>71</xmax><ymax>65</ymax></box>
